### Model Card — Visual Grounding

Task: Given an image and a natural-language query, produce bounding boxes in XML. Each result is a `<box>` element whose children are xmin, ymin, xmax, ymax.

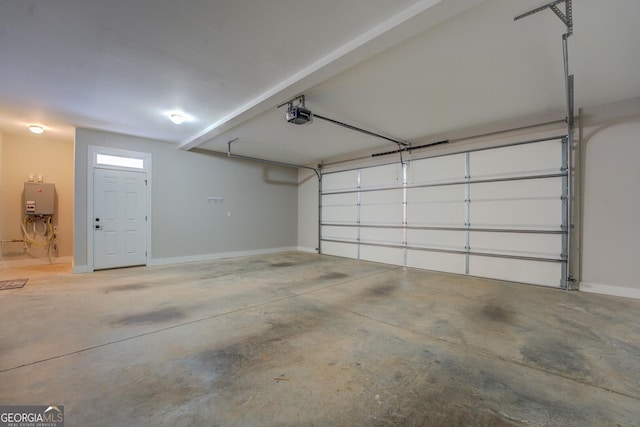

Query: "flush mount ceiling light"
<box><xmin>165</xmin><ymin>110</ymin><xmax>194</xmax><ymax>125</ymax></box>
<box><xmin>28</xmin><ymin>125</ymin><xmax>44</xmax><ymax>134</ymax></box>
<box><xmin>169</xmin><ymin>113</ymin><xmax>185</xmax><ymax>125</ymax></box>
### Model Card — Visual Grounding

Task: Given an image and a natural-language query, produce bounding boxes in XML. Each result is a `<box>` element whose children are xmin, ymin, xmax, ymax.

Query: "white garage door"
<box><xmin>321</xmin><ymin>137</ymin><xmax>568</xmax><ymax>288</ymax></box>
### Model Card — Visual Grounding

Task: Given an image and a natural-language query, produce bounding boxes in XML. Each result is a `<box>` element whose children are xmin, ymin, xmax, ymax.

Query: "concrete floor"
<box><xmin>1</xmin><ymin>252</ymin><xmax>639</xmax><ymax>426</ymax></box>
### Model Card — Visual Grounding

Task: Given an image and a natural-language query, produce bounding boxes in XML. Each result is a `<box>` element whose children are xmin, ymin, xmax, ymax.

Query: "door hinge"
<box><xmin>145</xmin><ymin>215</ymin><xmax>148</xmax><ymax>221</ymax></box>
<box><xmin>145</xmin><ymin>179</ymin><xmax>148</xmax><ymax>186</ymax></box>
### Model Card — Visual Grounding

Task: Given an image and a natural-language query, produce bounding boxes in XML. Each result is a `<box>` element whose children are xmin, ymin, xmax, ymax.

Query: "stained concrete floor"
<box><xmin>1</xmin><ymin>252</ymin><xmax>639</xmax><ymax>426</ymax></box>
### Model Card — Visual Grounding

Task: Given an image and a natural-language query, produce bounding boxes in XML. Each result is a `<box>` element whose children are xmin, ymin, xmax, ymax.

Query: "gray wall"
<box><xmin>579</xmin><ymin>97</ymin><xmax>640</xmax><ymax>298</ymax></box>
<box><xmin>74</xmin><ymin>129</ymin><xmax>298</xmax><ymax>270</ymax></box>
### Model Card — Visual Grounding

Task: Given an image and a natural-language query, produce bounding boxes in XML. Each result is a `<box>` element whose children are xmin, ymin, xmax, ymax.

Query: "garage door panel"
<box><xmin>408</xmin><ymin>184</ymin><xmax>466</xmax><ymax>202</ymax></box>
<box><xmin>360</xmin><ymin>164</ymin><xmax>403</xmax><ymax>190</ymax></box>
<box><xmin>470</xmin><ymin>232</ymin><xmax>562</xmax><ymax>259</ymax></box>
<box><xmin>406</xmin><ymin>202</ymin><xmax>466</xmax><ymax>227</ymax></box>
<box><xmin>469</xmin><ymin>256</ymin><xmax>562</xmax><ymax>287</ymax></box>
<box><xmin>360</xmin><ymin>245</ymin><xmax>404</xmax><ymax>265</ymax></box>
<box><xmin>322</xmin><ymin>225</ymin><xmax>358</xmax><ymax>242</ymax></box>
<box><xmin>360</xmin><ymin>189</ymin><xmax>404</xmax><ymax>204</ymax></box>
<box><xmin>470</xmin><ymin>199</ymin><xmax>562</xmax><ymax>229</ymax></box>
<box><xmin>360</xmin><ymin>227</ymin><xmax>403</xmax><ymax>246</ymax></box>
<box><xmin>406</xmin><ymin>250</ymin><xmax>465</xmax><ymax>274</ymax></box>
<box><xmin>470</xmin><ymin>178</ymin><xmax>563</xmax><ymax>229</ymax></box>
<box><xmin>406</xmin><ymin>229</ymin><xmax>465</xmax><ymax>251</ymax></box>
<box><xmin>322</xmin><ymin>193</ymin><xmax>358</xmax><ymax>224</ymax></box>
<box><xmin>470</xmin><ymin>139</ymin><xmax>563</xmax><ymax>179</ymax></box>
<box><xmin>407</xmin><ymin>185</ymin><xmax>466</xmax><ymax>227</ymax></box>
<box><xmin>322</xmin><ymin>241</ymin><xmax>358</xmax><ymax>259</ymax></box>
<box><xmin>409</xmin><ymin>153</ymin><xmax>466</xmax><ymax>185</ymax></box>
<box><xmin>323</xmin><ymin>170</ymin><xmax>359</xmax><ymax>192</ymax></box>
<box><xmin>360</xmin><ymin>189</ymin><xmax>403</xmax><ymax>225</ymax></box>
<box><xmin>471</xmin><ymin>177</ymin><xmax>562</xmax><ymax>199</ymax></box>
<box><xmin>323</xmin><ymin>206</ymin><xmax>358</xmax><ymax>224</ymax></box>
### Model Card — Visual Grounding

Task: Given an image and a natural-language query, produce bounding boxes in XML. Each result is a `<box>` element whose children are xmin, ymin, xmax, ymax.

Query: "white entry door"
<box><xmin>93</xmin><ymin>168</ymin><xmax>147</xmax><ymax>269</ymax></box>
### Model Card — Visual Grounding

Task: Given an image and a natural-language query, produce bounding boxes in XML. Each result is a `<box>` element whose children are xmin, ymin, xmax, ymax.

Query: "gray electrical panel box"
<box><xmin>24</xmin><ymin>182</ymin><xmax>55</xmax><ymax>215</ymax></box>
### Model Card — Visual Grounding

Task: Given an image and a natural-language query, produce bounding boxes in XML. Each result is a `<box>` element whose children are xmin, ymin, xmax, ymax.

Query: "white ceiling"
<box><xmin>1</xmin><ymin>0</ymin><xmax>639</xmax><ymax>164</ymax></box>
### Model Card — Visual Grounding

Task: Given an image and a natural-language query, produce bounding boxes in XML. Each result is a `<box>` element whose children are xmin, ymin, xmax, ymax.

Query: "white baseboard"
<box><xmin>580</xmin><ymin>282</ymin><xmax>640</xmax><ymax>300</ymax></box>
<box><xmin>1</xmin><ymin>255</ymin><xmax>72</xmax><ymax>269</ymax></box>
<box><xmin>72</xmin><ymin>264</ymin><xmax>93</xmax><ymax>274</ymax></box>
<box><xmin>149</xmin><ymin>246</ymin><xmax>300</xmax><ymax>266</ymax></box>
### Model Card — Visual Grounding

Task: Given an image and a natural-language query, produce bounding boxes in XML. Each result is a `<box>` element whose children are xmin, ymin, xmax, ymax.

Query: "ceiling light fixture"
<box><xmin>169</xmin><ymin>113</ymin><xmax>185</xmax><ymax>125</ymax></box>
<box><xmin>28</xmin><ymin>125</ymin><xmax>44</xmax><ymax>134</ymax></box>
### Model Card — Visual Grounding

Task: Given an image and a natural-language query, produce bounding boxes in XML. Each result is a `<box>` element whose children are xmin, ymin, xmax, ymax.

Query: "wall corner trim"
<box><xmin>580</xmin><ymin>282</ymin><xmax>640</xmax><ymax>300</ymax></box>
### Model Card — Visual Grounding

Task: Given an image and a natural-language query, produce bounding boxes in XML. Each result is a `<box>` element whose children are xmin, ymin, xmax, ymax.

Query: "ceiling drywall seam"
<box><xmin>178</xmin><ymin>0</ymin><xmax>484</xmax><ymax>151</ymax></box>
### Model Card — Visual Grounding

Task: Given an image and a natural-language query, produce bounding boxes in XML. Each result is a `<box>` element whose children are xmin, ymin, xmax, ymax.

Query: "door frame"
<box><xmin>87</xmin><ymin>145</ymin><xmax>152</xmax><ymax>271</ymax></box>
